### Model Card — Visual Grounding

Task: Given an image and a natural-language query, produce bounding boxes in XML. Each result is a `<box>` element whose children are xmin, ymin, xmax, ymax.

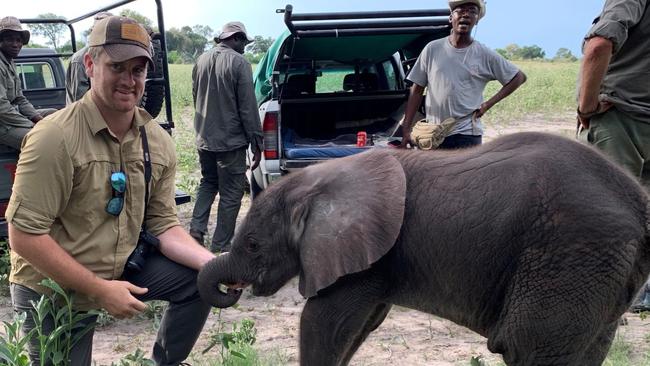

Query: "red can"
<box><xmin>357</xmin><ymin>131</ymin><xmax>367</xmax><ymax>147</ymax></box>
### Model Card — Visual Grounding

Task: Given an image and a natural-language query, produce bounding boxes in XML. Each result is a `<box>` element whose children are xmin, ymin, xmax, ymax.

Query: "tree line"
<box><xmin>24</xmin><ymin>11</ymin><xmax>578</xmax><ymax>64</ymax></box>
<box><xmin>496</xmin><ymin>44</ymin><xmax>578</xmax><ymax>62</ymax></box>
<box><xmin>23</xmin><ymin>10</ymin><xmax>275</xmax><ymax>64</ymax></box>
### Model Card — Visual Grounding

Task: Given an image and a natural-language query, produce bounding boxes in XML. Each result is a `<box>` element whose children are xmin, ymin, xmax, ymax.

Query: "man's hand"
<box><xmin>93</xmin><ymin>280</ymin><xmax>148</xmax><ymax>319</ymax></box>
<box><xmin>250</xmin><ymin>149</ymin><xmax>262</xmax><ymax>171</ymax></box>
<box><xmin>399</xmin><ymin>126</ymin><xmax>412</xmax><ymax>149</ymax></box>
<box><xmin>474</xmin><ymin>102</ymin><xmax>491</xmax><ymax>118</ymax></box>
<box><xmin>577</xmin><ymin>100</ymin><xmax>613</xmax><ymax>129</ymax></box>
<box><xmin>31</xmin><ymin>114</ymin><xmax>43</xmax><ymax>123</ymax></box>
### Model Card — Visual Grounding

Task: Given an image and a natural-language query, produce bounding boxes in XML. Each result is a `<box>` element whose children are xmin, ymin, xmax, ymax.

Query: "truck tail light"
<box><xmin>263</xmin><ymin>112</ymin><xmax>279</xmax><ymax>159</ymax></box>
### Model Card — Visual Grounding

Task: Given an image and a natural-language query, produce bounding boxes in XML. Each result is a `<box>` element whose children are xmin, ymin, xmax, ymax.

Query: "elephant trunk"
<box><xmin>198</xmin><ymin>253</ymin><xmax>250</xmax><ymax>308</ymax></box>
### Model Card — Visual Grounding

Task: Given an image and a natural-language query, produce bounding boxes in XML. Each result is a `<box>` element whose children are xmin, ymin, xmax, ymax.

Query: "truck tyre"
<box><xmin>140</xmin><ymin>33</ymin><xmax>165</xmax><ymax>118</ymax></box>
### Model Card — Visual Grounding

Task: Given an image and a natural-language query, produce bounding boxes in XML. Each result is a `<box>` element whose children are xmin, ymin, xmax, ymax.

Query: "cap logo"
<box><xmin>121</xmin><ymin>23</ymin><xmax>149</xmax><ymax>46</ymax></box>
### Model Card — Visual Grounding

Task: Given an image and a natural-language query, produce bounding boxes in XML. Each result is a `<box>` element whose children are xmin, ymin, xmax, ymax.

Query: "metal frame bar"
<box><xmin>18</xmin><ymin>0</ymin><xmax>174</xmax><ymax>127</ymax></box>
<box><xmin>277</xmin><ymin>4</ymin><xmax>451</xmax><ymax>37</ymax></box>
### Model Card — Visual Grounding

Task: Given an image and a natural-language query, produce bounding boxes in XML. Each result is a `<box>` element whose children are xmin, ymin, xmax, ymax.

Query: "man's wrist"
<box><xmin>577</xmin><ymin>106</ymin><xmax>601</xmax><ymax>119</ymax></box>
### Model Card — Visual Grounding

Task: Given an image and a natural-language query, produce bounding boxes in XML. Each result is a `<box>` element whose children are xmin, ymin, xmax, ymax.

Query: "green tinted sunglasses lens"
<box><xmin>106</xmin><ymin>197</ymin><xmax>124</xmax><ymax>216</ymax></box>
<box><xmin>110</xmin><ymin>172</ymin><xmax>126</xmax><ymax>193</ymax></box>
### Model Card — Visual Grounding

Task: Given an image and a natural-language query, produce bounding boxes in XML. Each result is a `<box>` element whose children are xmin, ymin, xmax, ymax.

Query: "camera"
<box><xmin>125</xmin><ymin>229</ymin><xmax>160</xmax><ymax>273</ymax></box>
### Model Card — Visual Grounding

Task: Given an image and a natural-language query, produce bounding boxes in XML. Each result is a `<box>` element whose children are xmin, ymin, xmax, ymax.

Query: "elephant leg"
<box><xmin>579</xmin><ymin>320</ymin><xmax>617</xmax><ymax>365</ymax></box>
<box><xmin>299</xmin><ymin>273</ymin><xmax>390</xmax><ymax>366</ymax></box>
<box><xmin>487</xmin><ymin>250</ymin><xmax>629</xmax><ymax>366</ymax></box>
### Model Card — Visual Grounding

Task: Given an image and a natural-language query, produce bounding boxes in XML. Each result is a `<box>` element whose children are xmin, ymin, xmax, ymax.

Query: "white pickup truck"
<box><xmin>248</xmin><ymin>5</ymin><xmax>451</xmax><ymax>197</ymax></box>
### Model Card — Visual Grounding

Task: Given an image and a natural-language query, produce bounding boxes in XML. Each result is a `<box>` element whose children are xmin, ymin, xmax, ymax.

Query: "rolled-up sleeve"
<box><xmin>7</xmin><ymin>123</ymin><xmax>72</xmax><ymax>234</ymax></box>
<box><xmin>236</xmin><ymin>60</ymin><xmax>264</xmax><ymax>153</ymax></box>
<box><xmin>585</xmin><ymin>0</ymin><xmax>648</xmax><ymax>53</ymax></box>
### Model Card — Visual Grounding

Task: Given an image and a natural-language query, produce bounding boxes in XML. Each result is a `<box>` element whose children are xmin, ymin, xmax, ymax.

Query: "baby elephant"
<box><xmin>198</xmin><ymin>132</ymin><xmax>650</xmax><ymax>366</ymax></box>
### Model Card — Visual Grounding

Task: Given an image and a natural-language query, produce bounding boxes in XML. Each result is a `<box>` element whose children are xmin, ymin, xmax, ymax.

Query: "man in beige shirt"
<box><xmin>8</xmin><ymin>16</ymin><xmax>214</xmax><ymax>365</ymax></box>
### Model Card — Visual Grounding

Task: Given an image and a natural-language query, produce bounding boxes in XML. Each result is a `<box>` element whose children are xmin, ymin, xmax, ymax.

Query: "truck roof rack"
<box><xmin>277</xmin><ymin>4</ymin><xmax>451</xmax><ymax>38</ymax></box>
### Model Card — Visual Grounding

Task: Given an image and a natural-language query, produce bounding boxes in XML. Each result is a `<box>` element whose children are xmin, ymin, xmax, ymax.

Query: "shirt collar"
<box><xmin>79</xmin><ymin>92</ymin><xmax>153</xmax><ymax>136</ymax></box>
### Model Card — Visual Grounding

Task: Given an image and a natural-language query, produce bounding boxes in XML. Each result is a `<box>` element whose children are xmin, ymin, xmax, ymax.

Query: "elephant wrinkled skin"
<box><xmin>198</xmin><ymin>132</ymin><xmax>650</xmax><ymax>366</ymax></box>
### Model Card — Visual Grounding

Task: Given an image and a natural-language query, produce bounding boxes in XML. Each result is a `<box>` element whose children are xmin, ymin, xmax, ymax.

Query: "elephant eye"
<box><xmin>247</xmin><ymin>240</ymin><xmax>259</xmax><ymax>253</ymax></box>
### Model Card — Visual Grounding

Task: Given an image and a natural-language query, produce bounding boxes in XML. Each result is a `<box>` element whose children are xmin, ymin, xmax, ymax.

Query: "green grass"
<box><xmin>482</xmin><ymin>60</ymin><xmax>580</xmax><ymax>124</ymax></box>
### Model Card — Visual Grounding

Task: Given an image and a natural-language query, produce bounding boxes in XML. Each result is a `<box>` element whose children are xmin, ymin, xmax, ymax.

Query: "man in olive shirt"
<box><xmin>0</xmin><ymin>16</ymin><xmax>44</xmax><ymax>149</ymax></box>
<box><xmin>8</xmin><ymin>16</ymin><xmax>214</xmax><ymax>365</ymax></box>
<box><xmin>576</xmin><ymin>0</ymin><xmax>649</xmax><ymax>309</ymax></box>
<box><xmin>191</xmin><ymin>21</ymin><xmax>263</xmax><ymax>252</ymax></box>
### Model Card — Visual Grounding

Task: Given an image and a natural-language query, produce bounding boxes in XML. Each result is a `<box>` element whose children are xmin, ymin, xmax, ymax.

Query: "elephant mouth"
<box><xmin>221</xmin><ymin>281</ymin><xmax>250</xmax><ymax>296</ymax></box>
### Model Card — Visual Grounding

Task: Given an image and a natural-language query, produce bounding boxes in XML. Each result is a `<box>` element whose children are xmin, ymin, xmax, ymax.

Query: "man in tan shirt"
<box><xmin>7</xmin><ymin>16</ymin><xmax>214</xmax><ymax>365</ymax></box>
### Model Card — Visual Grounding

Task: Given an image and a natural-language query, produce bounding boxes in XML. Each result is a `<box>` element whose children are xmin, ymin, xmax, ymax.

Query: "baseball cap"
<box><xmin>448</xmin><ymin>0</ymin><xmax>486</xmax><ymax>20</ymax></box>
<box><xmin>216</xmin><ymin>21</ymin><xmax>254</xmax><ymax>43</ymax></box>
<box><xmin>0</xmin><ymin>16</ymin><xmax>30</xmax><ymax>45</ymax></box>
<box><xmin>93</xmin><ymin>11</ymin><xmax>113</xmax><ymax>24</ymax></box>
<box><xmin>88</xmin><ymin>16</ymin><xmax>153</xmax><ymax>67</ymax></box>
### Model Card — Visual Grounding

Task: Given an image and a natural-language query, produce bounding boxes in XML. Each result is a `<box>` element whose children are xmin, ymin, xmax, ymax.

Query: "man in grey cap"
<box><xmin>400</xmin><ymin>0</ymin><xmax>526</xmax><ymax>149</ymax></box>
<box><xmin>0</xmin><ymin>16</ymin><xmax>46</xmax><ymax>149</ymax></box>
<box><xmin>65</xmin><ymin>11</ymin><xmax>112</xmax><ymax>104</ymax></box>
<box><xmin>8</xmin><ymin>16</ymin><xmax>213</xmax><ymax>365</ymax></box>
<box><xmin>191</xmin><ymin>20</ymin><xmax>263</xmax><ymax>252</ymax></box>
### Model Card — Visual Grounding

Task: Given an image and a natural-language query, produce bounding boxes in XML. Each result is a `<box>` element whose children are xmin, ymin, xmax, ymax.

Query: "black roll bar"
<box><xmin>277</xmin><ymin>4</ymin><xmax>451</xmax><ymax>37</ymax></box>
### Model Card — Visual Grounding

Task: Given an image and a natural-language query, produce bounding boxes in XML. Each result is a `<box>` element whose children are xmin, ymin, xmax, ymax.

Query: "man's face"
<box><xmin>232</xmin><ymin>34</ymin><xmax>249</xmax><ymax>54</ymax></box>
<box><xmin>450</xmin><ymin>3</ymin><xmax>480</xmax><ymax>34</ymax></box>
<box><xmin>85</xmin><ymin>50</ymin><xmax>147</xmax><ymax>114</ymax></box>
<box><xmin>0</xmin><ymin>32</ymin><xmax>24</xmax><ymax>59</ymax></box>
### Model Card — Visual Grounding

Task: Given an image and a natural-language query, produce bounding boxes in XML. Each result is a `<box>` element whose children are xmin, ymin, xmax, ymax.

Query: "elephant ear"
<box><xmin>289</xmin><ymin>150</ymin><xmax>406</xmax><ymax>298</ymax></box>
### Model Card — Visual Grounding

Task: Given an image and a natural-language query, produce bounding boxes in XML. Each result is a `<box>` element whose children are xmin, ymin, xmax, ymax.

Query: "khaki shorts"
<box><xmin>578</xmin><ymin>108</ymin><xmax>650</xmax><ymax>193</ymax></box>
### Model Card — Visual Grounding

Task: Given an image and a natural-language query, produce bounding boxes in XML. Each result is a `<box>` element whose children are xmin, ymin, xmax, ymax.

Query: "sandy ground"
<box><xmin>3</xmin><ymin>113</ymin><xmax>650</xmax><ymax>365</ymax></box>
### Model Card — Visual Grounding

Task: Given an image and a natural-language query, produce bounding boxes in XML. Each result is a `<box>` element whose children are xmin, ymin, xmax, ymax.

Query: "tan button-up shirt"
<box><xmin>0</xmin><ymin>50</ymin><xmax>37</xmax><ymax>128</ymax></box>
<box><xmin>7</xmin><ymin>92</ymin><xmax>180</xmax><ymax>309</ymax></box>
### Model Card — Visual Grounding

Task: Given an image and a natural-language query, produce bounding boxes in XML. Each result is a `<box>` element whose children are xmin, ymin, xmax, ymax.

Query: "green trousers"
<box><xmin>578</xmin><ymin>107</ymin><xmax>650</xmax><ymax>193</ymax></box>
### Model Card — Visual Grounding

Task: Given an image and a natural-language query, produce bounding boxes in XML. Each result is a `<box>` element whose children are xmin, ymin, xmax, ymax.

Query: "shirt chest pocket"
<box><xmin>456</xmin><ymin>63</ymin><xmax>480</xmax><ymax>90</ymax></box>
<box><xmin>5</xmin><ymin>77</ymin><xmax>17</xmax><ymax>99</ymax></box>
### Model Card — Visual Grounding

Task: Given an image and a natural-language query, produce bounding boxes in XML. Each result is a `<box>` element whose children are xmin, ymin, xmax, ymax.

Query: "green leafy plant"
<box><xmin>0</xmin><ymin>279</ymin><xmax>96</xmax><ymax>365</ymax></box>
<box><xmin>110</xmin><ymin>348</ymin><xmax>154</xmax><ymax>366</ymax></box>
<box><xmin>0</xmin><ymin>312</ymin><xmax>33</xmax><ymax>366</ymax></box>
<box><xmin>30</xmin><ymin>279</ymin><xmax>96</xmax><ymax>365</ymax></box>
<box><xmin>203</xmin><ymin>311</ymin><xmax>258</xmax><ymax>364</ymax></box>
<box><xmin>138</xmin><ymin>300</ymin><xmax>168</xmax><ymax>331</ymax></box>
<box><xmin>0</xmin><ymin>240</ymin><xmax>12</xmax><ymax>291</ymax></box>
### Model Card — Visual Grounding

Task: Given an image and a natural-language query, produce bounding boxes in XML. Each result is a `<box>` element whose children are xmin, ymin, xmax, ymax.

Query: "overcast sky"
<box><xmin>7</xmin><ymin>0</ymin><xmax>605</xmax><ymax>57</ymax></box>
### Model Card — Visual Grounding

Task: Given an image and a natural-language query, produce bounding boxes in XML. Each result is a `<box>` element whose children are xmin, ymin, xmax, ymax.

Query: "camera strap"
<box><xmin>139</xmin><ymin>126</ymin><xmax>152</xmax><ymax>230</ymax></box>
